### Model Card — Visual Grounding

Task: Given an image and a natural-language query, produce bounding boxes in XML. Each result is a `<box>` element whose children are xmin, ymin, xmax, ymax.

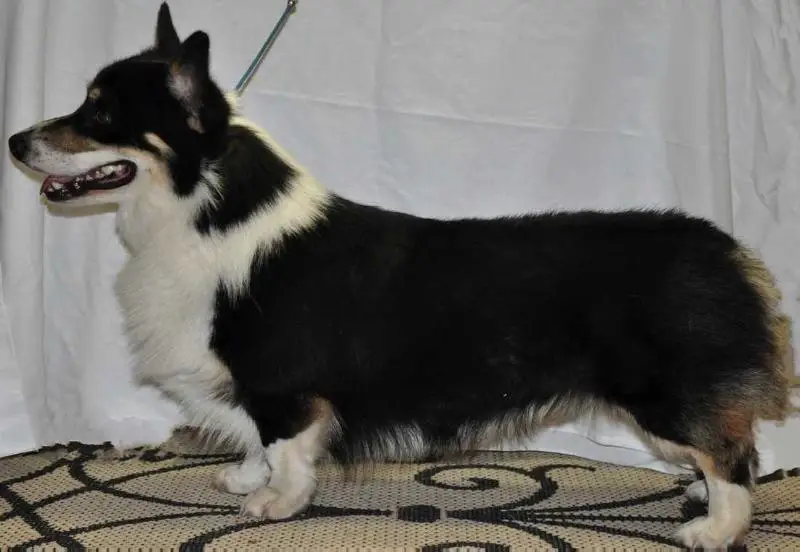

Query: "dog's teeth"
<box><xmin>51</xmin><ymin>182</ymin><xmax>62</xmax><ymax>190</ymax></box>
<box><xmin>103</xmin><ymin>166</ymin><xmax>116</xmax><ymax>175</ymax></box>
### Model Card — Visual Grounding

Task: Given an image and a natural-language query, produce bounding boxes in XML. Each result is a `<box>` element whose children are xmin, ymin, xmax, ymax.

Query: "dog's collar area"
<box><xmin>41</xmin><ymin>161</ymin><xmax>137</xmax><ymax>201</ymax></box>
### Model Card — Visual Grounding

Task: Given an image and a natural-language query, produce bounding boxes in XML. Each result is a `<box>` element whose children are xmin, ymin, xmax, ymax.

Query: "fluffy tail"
<box><xmin>732</xmin><ymin>246</ymin><xmax>794</xmax><ymax>420</ymax></box>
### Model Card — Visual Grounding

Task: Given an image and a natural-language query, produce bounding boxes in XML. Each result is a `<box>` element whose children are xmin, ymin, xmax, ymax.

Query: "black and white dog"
<box><xmin>7</xmin><ymin>4</ymin><xmax>792</xmax><ymax>548</ymax></box>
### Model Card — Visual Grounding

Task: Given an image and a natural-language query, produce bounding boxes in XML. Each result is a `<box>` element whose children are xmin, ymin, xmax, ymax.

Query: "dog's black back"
<box><xmin>213</xmin><ymin>195</ymin><xmax>787</xmax><ymax>465</ymax></box>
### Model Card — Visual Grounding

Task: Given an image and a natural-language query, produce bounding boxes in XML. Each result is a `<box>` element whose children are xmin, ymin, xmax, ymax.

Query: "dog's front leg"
<box><xmin>240</xmin><ymin>396</ymin><xmax>335</xmax><ymax>520</ymax></box>
<box><xmin>213</xmin><ymin>449</ymin><xmax>271</xmax><ymax>495</ymax></box>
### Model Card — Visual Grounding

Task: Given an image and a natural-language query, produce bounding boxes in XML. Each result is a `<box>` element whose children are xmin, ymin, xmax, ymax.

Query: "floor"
<box><xmin>1</xmin><ymin>432</ymin><xmax>799</xmax><ymax>550</ymax></box>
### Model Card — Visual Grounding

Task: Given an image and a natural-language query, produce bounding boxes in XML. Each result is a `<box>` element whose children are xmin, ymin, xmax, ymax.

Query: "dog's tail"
<box><xmin>731</xmin><ymin>246</ymin><xmax>795</xmax><ymax>420</ymax></box>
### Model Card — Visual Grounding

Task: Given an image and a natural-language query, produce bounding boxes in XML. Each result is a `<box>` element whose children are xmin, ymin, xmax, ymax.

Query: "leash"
<box><xmin>234</xmin><ymin>0</ymin><xmax>299</xmax><ymax>95</ymax></box>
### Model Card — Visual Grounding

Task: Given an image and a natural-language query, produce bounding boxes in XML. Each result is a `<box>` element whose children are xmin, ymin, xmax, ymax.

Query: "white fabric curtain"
<box><xmin>1</xmin><ymin>0</ymin><xmax>798</xmax><ymax>471</ymax></box>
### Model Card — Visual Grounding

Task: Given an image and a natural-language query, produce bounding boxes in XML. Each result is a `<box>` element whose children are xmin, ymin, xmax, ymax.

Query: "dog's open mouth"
<box><xmin>40</xmin><ymin>161</ymin><xmax>137</xmax><ymax>201</ymax></box>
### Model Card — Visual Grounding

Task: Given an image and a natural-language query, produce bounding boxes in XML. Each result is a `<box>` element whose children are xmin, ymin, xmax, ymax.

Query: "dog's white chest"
<box><xmin>114</xmin><ymin>234</ymin><xmax>220</xmax><ymax>388</ymax></box>
<box><xmin>111</xmin><ymin>170</ymin><xmax>327</xmax><ymax>392</ymax></box>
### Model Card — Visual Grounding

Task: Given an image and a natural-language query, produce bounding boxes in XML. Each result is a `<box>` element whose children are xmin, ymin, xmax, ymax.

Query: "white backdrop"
<box><xmin>1</xmin><ymin>0</ymin><xmax>798</xmax><ymax>471</ymax></box>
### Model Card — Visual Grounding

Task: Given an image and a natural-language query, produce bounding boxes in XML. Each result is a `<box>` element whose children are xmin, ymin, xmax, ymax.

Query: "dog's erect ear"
<box><xmin>155</xmin><ymin>3</ymin><xmax>181</xmax><ymax>55</ymax></box>
<box><xmin>168</xmin><ymin>31</ymin><xmax>212</xmax><ymax>132</ymax></box>
<box><xmin>178</xmin><ymin>31</ymin><xmax>211</xmax><ymax>80</ymax></box>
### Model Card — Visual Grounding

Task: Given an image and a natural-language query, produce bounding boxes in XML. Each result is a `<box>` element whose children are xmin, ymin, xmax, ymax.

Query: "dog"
<box><xmin>7</xmin><ymin>3</ymin><xmax>792</xmax><ymax>548</ymax></box>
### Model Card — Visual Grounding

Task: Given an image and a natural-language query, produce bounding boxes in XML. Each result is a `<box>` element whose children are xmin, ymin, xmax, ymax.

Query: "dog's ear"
<box><xmin>177</xmin><ymin>31</ymin><xmax>211</xmax><ymax>81</ymax></box>
<box><xmin>155</xmin><ymin>3</ymin><xmax>181</xmax><ymax>56</ymax></box>
<box><xmin>168</xmin><ymin>31</ymin><xmax>211</xmax><ymax>132</ymax></box>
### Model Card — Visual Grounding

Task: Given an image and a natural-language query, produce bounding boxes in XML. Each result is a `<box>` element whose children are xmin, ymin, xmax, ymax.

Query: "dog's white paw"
<box><xmin>212</xmin><ymin>463</ymin><xmax>268</xmax><ymax>495</ymax></box>
<box><xmin>240</xmin><ymin>485</ymin><xmax>313</xmax><ymax>520</ymax></box>
<box><xmin>685</xmin><ymin>480</ymin><xmax>709</xmax><ymax>503</ymax></box>
<box><xmin>675</xmin><ymin>516</ymin><xmax>740</xmax><ymax>549</ymax></box>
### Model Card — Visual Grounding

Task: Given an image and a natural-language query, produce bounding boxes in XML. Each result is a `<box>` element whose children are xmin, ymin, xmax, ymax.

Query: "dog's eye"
<box><xmin>94</xmin><ymin>111</ymin><xmax>111</xmax><ymax>124</ymax></box>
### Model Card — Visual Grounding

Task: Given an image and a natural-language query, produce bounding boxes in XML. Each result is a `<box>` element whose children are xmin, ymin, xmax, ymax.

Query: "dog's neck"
<box><xmin>115</xmin><ymin>115</ymin><xmax>331</xmax><ymax>261</ymax></box>
<box><xmin>114</xmin><ymin>168</ymin><xmax>211</xmax><ymax>254</ymax></box>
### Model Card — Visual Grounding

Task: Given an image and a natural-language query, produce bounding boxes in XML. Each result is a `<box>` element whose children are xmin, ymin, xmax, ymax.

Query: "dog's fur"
<box><xmin>8</xmin><ymin>4</ymin><xmax>792</xmax><ymax>547</ymax></box>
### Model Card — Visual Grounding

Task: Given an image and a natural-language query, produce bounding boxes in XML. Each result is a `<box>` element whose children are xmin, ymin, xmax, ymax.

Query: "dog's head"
<box><xmin>7</xmin><ymin>3</ymin><xmax>229</xmax><ymax>206</ymax></box>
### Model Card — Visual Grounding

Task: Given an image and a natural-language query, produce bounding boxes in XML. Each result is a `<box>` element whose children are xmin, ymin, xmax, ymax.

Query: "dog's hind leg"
<box><xmin>641</xmin><ymin>405</ymin><xmax>758</xmax><ymax>549</ymax></box>
<box><xmin>675</xmin><ymin>445</ymin><xmax>756</xmax><ymax>548</ymax></box>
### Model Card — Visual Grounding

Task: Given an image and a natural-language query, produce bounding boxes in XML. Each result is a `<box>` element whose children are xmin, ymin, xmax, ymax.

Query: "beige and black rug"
<box><xmin>1</xmin><ymin>433</ymin><xmax>799</xmax><ymax>551</ymax></box>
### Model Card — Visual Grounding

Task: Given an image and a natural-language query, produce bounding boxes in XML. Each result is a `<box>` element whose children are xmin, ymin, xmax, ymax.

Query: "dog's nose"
<box><xmin>8</xmin><ymin>132</ymin><xmax>30</xmax><ymax>161</ymax></box>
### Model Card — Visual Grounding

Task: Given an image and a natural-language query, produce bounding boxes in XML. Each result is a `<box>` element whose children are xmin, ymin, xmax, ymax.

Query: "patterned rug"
<box><xmin>1</xmin><ymin>432</ymin><xmax>799</xmax><ymax>551</ymax></box>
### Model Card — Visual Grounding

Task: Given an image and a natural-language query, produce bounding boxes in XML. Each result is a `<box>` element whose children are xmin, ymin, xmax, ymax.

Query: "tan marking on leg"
<box><xmin>690</xmin><ymin>450</ymin><xmax>721</xmax><ymax>478</ymax></box>
<box><xmin>719</xmin><ymin>407</ymin><xmax>755</xmax><ymax>442</ymax></box>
